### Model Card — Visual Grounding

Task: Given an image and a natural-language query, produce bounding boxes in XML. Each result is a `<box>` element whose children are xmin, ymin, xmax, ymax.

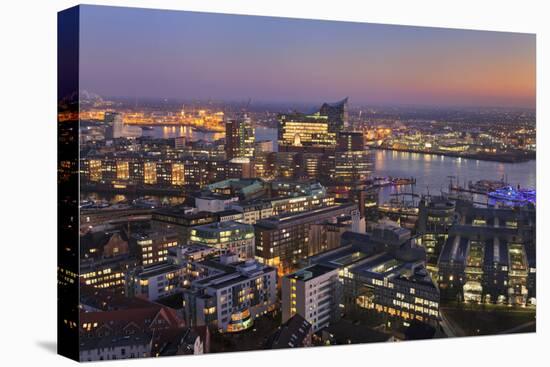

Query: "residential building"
<box><xmin>182</xmin><ymin>253</ymin><xmax>277</xmax><ymax>333</ymax></box>
<box><xmin>128</xmin><ymin>263</ymin><xmax>186</xmax><ymax>301</ymax></box>
<box><xmin>265</xmin><ymin>314</ymin><xmax>312</xmax><ymax>349</ymax></box>
<box><xmin>282</xmin><ymin>264</ymin><xmax>341</xmax><ymax>332</ymax></box>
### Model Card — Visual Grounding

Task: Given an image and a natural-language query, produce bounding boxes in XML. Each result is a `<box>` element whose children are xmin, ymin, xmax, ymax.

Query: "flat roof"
<box><xmin>287</xmin><ymin>264</ymin><xmax>338</xmax><ymax>281</ymax></box>
<box><xmin>255</xmin><ymin>203</ymin><xmax>356</xmax><ymax>229</ymax></box>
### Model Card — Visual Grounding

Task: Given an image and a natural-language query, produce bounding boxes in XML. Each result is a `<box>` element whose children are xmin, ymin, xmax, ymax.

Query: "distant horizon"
<box><xmin>84</xmin><ymin>92</ymin><xmax>536</xmax><ymax>112</ymax></box>
<box><xmin>79</xmin><ymin>5</ymin><xmax>536</xmax><ymax>109</ymax></box>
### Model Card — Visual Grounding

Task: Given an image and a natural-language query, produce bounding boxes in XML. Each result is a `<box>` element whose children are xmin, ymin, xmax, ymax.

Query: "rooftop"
<box><xmin>287</xmin><ymin>264</ymin><xmax>338</xmax><ymax>281</ymax></box>
<box><xmin>136</xmin><ymin>263</ymin><xmax>184</xmax><ymax>279</ymax></box>
<box><xmin>192</xmin><ymin>220</ymin><xmax>253</xmax><ymax>234</ymax></box>
<box><xmin>265</xmin><ymin>314</ymin><xmax>312</xmax><ymax>349</ymax></box>
<box><xmin>255</xmin><ymin>203</ymin><xmax>356</xmax><ymax>229</ymax></box>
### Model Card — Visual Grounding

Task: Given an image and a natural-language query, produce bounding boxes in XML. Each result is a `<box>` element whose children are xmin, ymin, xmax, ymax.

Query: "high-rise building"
<box><xmin>282</xmin><ymin>264</ymin><xmax>342</xmax><ymax>332</ymax></box>
<box><xmin>334</xmin><ymin>131</ymin><xmax>372</xmax><ymax>183</ymax></box>
<box><xmin>336</xmin><ymin>131</ymin><xmax>364</xmax><ymax>151</ymax></box>
<box><xmin>319</xmin><ymin>97</ymin><xmax>348</xmax><ymax>132</ymax></box>
<box><xmin>104</xmin><ymin>111</ymin><xmax>142</xmax><ymax>139</ymax></box>
<box><xmin>225</xmin><ymin>113</ymin><xmax>255</xmax><ymax>159</ymax></box>
<box><xmin>254</xmin><ymin>139</ymin><xmax>274</xmax><ymax>153</ymax></box>
<box><xmin>278</xmin><ymin>113</ymin><xmax>336</xmax><ymax>153</ymax></box>
<box><xmin>351</xmin><ymin>185</ymin><xmax>380</xmax><ymax>229</ymax></box>
<box><xmin>252</xmin><ymin>151</ymin><xmax>276</xmax><ymax>179</ymax></box>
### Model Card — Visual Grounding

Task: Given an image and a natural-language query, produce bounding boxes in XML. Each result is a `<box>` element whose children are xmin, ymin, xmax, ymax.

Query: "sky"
<box><xmin>78</xmin><ymin>5</ymin><xmax>536</xmax><ymax>108</ymax></box>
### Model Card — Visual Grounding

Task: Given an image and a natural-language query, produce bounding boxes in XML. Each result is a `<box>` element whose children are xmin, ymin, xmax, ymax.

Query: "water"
<box><xmin>142</xmin><ymin>125</ymin><xmax>225</xmax><ymax>141</ymax></box>
<box><xmin>252</xmin><ymin>128</ymin><xmax>536</xmax><ymax>199</ymax></box>
<box><xmin>89</xmin><ymin>126</ymin><xmax>536</xmax><ymax>205</ymax></box>
<box><xmin>142</xmin><ymin>125</ymin><xmax>276</xmax><ymax>145</ymax></box>
<box><xmin>373</xmin><ymin>149</ymin><xmax>535</xmax><ymax>203</ymax></box>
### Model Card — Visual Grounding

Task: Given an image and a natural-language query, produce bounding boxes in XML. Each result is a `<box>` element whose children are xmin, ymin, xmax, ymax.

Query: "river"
<box><xmin>373</xmin><ymin>149</ymin><xmax>535</xmax><ymax>203</ymax></box>
<box><xmin>87</xmin><ymin>126</ymin><xmax>536</xmax><ymax>205</ymax></box>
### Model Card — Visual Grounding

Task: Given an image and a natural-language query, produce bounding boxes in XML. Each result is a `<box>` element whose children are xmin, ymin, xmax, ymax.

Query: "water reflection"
<box><xmin>374</xmin><ymin>149</ymin><xmax>535</xmax><ymax>203</ymax></box>
<box><xmin>146</xmin><ymin>125</ymin><xmax>224</xmax><ymax>141</ymax></box>
<box><xmin>87</xmin><ymin>126</ymin><xmax>535</xmax><ymax>206</ymax></box>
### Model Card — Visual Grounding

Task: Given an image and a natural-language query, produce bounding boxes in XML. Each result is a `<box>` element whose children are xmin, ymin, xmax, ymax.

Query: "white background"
<box><xmin>0</xmin><ymin>0</ymin><xmax>548</xmax><ymax>365</ymax></box>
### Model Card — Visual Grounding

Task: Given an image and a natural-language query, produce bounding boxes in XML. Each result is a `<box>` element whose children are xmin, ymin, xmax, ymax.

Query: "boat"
<box><xmin>379</xmin><ymin>200</ymin><xmax>419</xmax><ymax>216</ymax></box>
<box><xmin>80</xmin><ymin>199</ymin><xmax>111</xmax><ymax>209</ymax></box>
<box><xmin>132</xmin><ymin>196</ymin><xmax>160</xmax><ymax>209</ymax></box>
<box><xmin>488</xmin><ymin>186</ymin><xmax>536</xmax><ymax>207</ymax></box>
<box><xmin>468</xmin><ymin>179</ymin><xmax>507</xmax><ymax>194</ymax></box>
<box><xmin>79</xmin><ymin>200</ymin><xmax>94</xmax><ymax>209</ymax></box>
<box><xmin>370</xmin><ymin>176</ymin><xmax>416</xmax><ymax>188</ymax></box>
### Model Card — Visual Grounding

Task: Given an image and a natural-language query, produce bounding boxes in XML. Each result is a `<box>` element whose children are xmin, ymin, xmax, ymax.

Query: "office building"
<box><xmin>437</xmin><ymin>202</ymin><xmax>536</xmax><ymax>306</ymax></box>
<box><xmin>131</xmin><ymin>230</ymin><xmax>179</xmax><ymax>267</ymax></box>
<box><xmin>336</xmin><ymin>131</ymin><xmax>363</xmax><ymax>151</ymax></box>
<box><xmin>416</xmin><ymin>195</ymin><xmax>456</xmax><ymax>268</ymax></box>
<box><xmin>225</xmin><ymin>113</ymin><xmax>255</xmax><ymax>159</ymax></box>
<box><xmin>190</xmin><ymin>221</ymin><xmax>255</xmax><ymax>260</ymax></box>
<box><xmin>319</xmin><ymin>97</ymin><xmax>348</xmax><ymax>132</ymax></box>
<box><xmin>252</xmin><ymin>151</ymin><xmax>276</xmax><ymax>179</ymax></box>
<box><xmin>105</xmin><ymin>111</ymin><xmax>142</xmax><ymax>139</ymax></box>
<box><xmin>254</xmin><ymin>203</ymin><xmax>359</xmax><ymax>275</ymax></box>
<box><xmin>305</xmin><ymin>225</ymin><xmax>440</xmax><ymax>328</ymax></box>
<box><xmin>80</xmin><ymin>256</ymin><xmax>131</xmax><ymax>293</ymax></box>
<box><xmin>278</xmin><ymin>113</ymin><xmax>336</xmax><ymax>153</ymax></box>
<box><xmin>151</xmin><ymin>208</ymin><xmax>217</xmax><ymax>244</ymax></box>
<box><xmin>334</xmin><ymin>131</ymin><xmax>372</xmax><ymax>183</ymax></box>
<box><xmin>230</xmin><ymin>201</ymin><xmax>274</xmax><ymax>225</ymax></box>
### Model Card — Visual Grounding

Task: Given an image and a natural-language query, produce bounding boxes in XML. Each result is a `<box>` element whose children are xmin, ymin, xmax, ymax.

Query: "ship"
<box><xmin>378</xmin><ymin>193</ymin><xmax>419</xmax><ymax>229</ymax></box>
<box><xmin>468</xmin><ymin>178</ymin><xmax>508</xmax><ymax>194</ymax></box>
<box><xmin>132</xmin><ymin>196</ymin><xmax>160</xmax><ymax>209</ymax></box>
<box><xmin>447</xmin><ymin>175</ymin><xmax>507</xmax><ymax>195</ymax></box>
<box><xmin>80</xmin><ymin>199</ymin><xmax>110</xmax><ymax>209</ymax></box>
<box><xmin>488</xmin><ymin>186</ymin><xmax>536</xmax><ymax>207</ymax></box>
<box><xmin>370</xmin><ymin>176</ymin><xmax>416</xmax><ymax>188</ymax></box>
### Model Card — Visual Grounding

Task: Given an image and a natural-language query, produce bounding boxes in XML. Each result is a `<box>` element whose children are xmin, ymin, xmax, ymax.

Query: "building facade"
<box><xmin>437</xmin><ymin>202</ymin><xmax>536</xmax><ymax>306</ymax></box>
<box><xmin>190</xmin><ymin>221</ymin><xmax>256</xmax><ymax>260</ymax></box>
<box><xmin>254</xmin><ymin>203</ymin><xmax>359</xmax><ymax>276</ymax></box>
<box><xmin>182</xmin><ymin>254</ymin><xmax>277</xmax><ymax>333</ymax></box>
<box><xmin>282</xmin><ymin>264</ymin><xmax>342</xmax><ymax>332</ymax></box>
<box><xmin>225</xmin><ymin>113</ymin><xmax>255</xmax><ymax>159</ymax></box>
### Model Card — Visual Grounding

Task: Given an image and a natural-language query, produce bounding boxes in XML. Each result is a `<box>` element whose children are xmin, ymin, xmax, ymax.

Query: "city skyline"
<box><xmin>79</xmin><ymin>5</ymin><xmax>535</xmax><ymax>109</ymax></box>
<box><xmin>58</xmin><ymin>5</ymin><xmax>536</xmax><ymax>362</ymax></box>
